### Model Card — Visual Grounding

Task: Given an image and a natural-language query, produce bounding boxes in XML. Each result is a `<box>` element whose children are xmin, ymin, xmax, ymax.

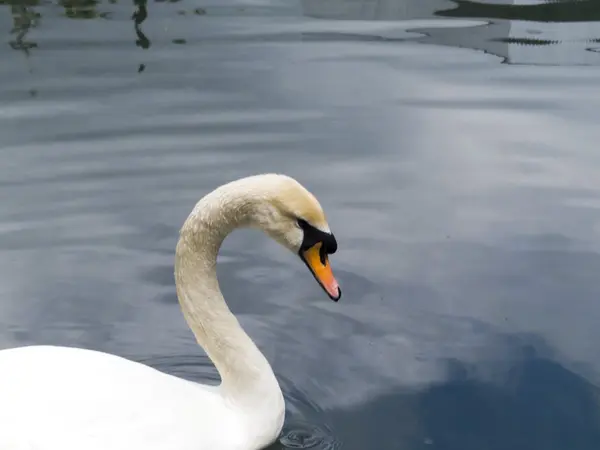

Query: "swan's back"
<box><xmin>0</xmin><ymin>346</ymin><xmax>246</xmax><ymax>450</ymax></box>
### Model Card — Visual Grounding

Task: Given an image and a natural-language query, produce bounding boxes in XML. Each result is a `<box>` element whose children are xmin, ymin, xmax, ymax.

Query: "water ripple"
<box><xmin>279</xmin><ymin>421</ymin><xmax>341</xmax><ymax>450</ymax></box>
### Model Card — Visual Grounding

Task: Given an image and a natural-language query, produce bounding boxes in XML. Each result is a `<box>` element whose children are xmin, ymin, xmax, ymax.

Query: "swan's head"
<box><xmin>247</xmin><ymin>174</ymin><xmax>341</xmax><ymax>301</ymax></box>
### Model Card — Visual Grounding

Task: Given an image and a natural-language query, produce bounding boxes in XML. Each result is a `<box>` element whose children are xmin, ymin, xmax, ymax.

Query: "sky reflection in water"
<box><xmin>1</xmin><ymin>0</ymin><xmax>600</xmax><ymax>449</ymax></box>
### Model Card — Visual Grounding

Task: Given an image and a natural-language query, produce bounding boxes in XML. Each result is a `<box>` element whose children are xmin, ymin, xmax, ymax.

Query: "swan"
<box><xmin>0</xmin><ymin>174</ymin><xmax>341</xmax><ymax>450</ymax></box>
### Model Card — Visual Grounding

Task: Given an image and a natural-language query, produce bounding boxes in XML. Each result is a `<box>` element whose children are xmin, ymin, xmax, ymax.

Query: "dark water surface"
<box><xmin>2</xmin><ymin>0</ymin><xmax>600</xmax><ymax>448</ymax></box>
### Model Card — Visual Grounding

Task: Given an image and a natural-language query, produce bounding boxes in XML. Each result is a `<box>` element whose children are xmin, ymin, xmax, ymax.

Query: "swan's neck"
<box><xmin>174</xmin><ymin>185</ymin><xmax>283</xmax><ymax>411</ymax></box>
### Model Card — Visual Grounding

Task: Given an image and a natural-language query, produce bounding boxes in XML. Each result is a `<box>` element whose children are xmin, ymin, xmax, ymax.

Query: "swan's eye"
<box><xmin>297</xmin><ymin>218</ymin><xmax>310</xmax><ymax>230</ymax></box>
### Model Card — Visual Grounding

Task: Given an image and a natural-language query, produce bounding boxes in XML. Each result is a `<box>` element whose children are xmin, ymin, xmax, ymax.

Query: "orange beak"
<box><xmin>300</xmin><ymin>242</ymin><xmax>341</xmax><ymax>301</ymax></box>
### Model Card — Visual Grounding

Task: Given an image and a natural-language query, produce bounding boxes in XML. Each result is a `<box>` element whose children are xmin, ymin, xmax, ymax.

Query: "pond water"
<box><xmin>1</xmin><ymin>0</ymin><xmax>600</xmax><ymax>448</ymax></box>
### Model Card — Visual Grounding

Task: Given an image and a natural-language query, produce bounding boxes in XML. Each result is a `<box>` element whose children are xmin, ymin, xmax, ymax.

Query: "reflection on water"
<box><xmin>60</xmin><ymin>0</ymin><xmax>109</xmax><ymax>19</ymax></box>
<box><xmin>2</xmin><ymin>0</ymin><xmax>600</xmax><ymax>449</ymax></box>
<box><xmin>304</xmin><ymin>0</ymin><xmax>600</xmax><ymax>65</ymax></box>
<box><xmin>6</xmin><ymin>0</ymin><xmax>600</xmax><ymax>66</ymax></box>
<box><xmin>8</xmin><ymin>2</ymin><xmax>38</xmax><ymax>53</ymax></box>
<box><xmin>323</xmin><ymin>335</ymin><xmax>600</xmax><ymax>450</ymax></box>
<box><xmin>438</xmin><ymin>0</ymin><xmax>600</xmax><ymax>22</ymax></box>
<box><xmin>428</xmin><ymin>0</ymin><xmax>600</xmax><ymax>65</ymax></box>
<box><xmin>132</xmin><ymin>0</ymin><xmax>149</xmax><ymax>71</ymax></box>
<box><xmin>132</xmin><ymin>0</ymin><xmax>149</xmax><ymax>50</ymax></box>
<box><xmin>266</xmin><ymin>333</ymin><xmax>600</xmax><ymax>449</ymax></box>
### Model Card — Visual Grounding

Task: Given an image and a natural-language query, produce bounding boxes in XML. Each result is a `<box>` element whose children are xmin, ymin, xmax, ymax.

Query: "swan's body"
<box><xmin>0</xmin><ymin>345</ymin><xmax>276</xmax><ymax>450</ymax></box>
<box><xmin>0</xmin><ymin>174</ymin><xmax>340</xmax><ymax>450</ymax></box>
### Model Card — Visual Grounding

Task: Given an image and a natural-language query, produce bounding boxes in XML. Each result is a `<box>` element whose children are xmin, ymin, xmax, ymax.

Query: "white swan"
<box><xmin>0</xmin><ymin>174</ymin><xmax>341</xmax><ymax>450</ymax></box>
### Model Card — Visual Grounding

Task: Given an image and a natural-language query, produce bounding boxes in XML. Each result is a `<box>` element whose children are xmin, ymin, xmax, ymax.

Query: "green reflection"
<box><xmin>0</xmin><ymin>0</ymin><xmax>46</xmax><ymax>6</ymax></box>
<box><xmin>58</xmin><ymin>0</ymin><xmax>108</xmax><ymax>19</ymax></box>
<box><xmin>132</xmin><ymin>0</ymin><xmax>150</xmax><ymax>49</ymax></box>
<box><xmin>8</xmin><ymin>2</ymin><xmax>39</xmax><ymax>54</ymax></box>
<box><xmin>132</xmin><ymin>0</ymin><xmax>150</xmax><ymax>72</ymax></box>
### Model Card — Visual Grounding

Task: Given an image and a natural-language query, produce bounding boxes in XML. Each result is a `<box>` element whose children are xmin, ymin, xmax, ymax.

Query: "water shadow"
<box><xmin>304</xmin><ymin>0</ymin><xmax>600</xmax><ymax>65</ymax></box>
<box><xmin>437</xmin><ymin>0</ymin><xmax>600</xmax><ymax>22</ymax></box>
<box><xmin>270</xmin><ymin>333</ymin><xmax>600</xmax><ymax>450</ymax></box>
